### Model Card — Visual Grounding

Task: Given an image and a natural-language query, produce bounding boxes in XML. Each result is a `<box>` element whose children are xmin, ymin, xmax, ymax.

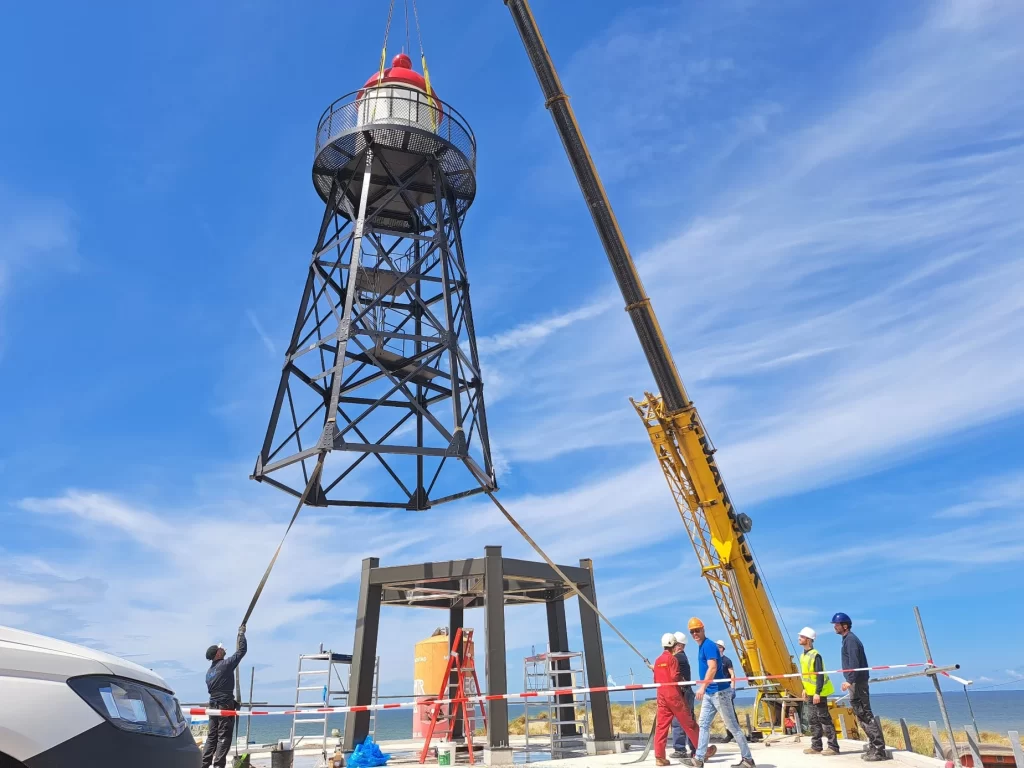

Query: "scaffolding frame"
<box><xmin>522</xmin><ymin>647</ymin><xmax>590</xmax><ymax>757</ymax></box>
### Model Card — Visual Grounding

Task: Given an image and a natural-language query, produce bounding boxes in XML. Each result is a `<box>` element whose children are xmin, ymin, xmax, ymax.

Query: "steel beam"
<box><xmin>369</xmin><ymin>559</ymin><xmax>483</xmax><ymax>586</ymax></box>
<box><xmin>344</xmin><ymin>558</ymin><xmax>382</xmax><ymax>750</ymax></box>
<box><xmin>450</xmin><ymin>606</ymin><xmax>465</xmax><ymax>741</ymax></box>
<box><xmin>577</xmin><ymin>558</ymin><xmax>613</xmax><ymax>743</ymax></box>
<box><xmin>484</xmin><ymin>546</ymin><xmax>510</xmax><ymax>749</ymax></box>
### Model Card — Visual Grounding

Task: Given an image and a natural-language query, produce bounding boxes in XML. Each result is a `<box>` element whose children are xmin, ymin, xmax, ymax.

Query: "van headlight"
<box><xmin>68</xmin><ymin>676</ymin><xmax>189</xmax><ymax>737</ymax></box>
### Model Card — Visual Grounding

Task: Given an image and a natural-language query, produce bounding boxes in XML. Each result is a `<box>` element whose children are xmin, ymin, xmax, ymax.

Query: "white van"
<box><xmin>0</xmin><ymin>625</ymin><xmax>201</xmax><ymax>767</ymax></box>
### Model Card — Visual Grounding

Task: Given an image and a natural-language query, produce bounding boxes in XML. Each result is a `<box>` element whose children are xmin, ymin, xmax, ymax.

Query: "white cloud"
<box><xmin>246</xmin><ymin>309</ymin><xmax>278</xmax><ymax>357</ymax></box>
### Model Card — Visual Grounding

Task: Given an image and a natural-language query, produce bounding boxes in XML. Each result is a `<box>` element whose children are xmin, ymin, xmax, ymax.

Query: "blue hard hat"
<box><xmin>831</xmin><ymin>612</ymin><xmax>852</xmax><ymax>625</ymax></box>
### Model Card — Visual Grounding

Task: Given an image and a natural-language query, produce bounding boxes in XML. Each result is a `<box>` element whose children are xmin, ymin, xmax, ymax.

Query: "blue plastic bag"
<box><xmin>348</xmin><ymin>735</ymin><xmax>391</xmax><ymax>767</ymax></box>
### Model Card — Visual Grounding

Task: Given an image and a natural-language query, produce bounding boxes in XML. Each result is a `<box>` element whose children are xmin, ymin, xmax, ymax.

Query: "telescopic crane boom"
<box><xmin>503</xmin><ymin>0</ymin><xmax>846</xmax><ymax>732</ymax></box>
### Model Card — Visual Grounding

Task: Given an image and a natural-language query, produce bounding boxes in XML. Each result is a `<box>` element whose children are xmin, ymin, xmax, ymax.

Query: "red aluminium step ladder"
<box><xmin>418</xmin><ymin>628</ymin><xmax>487</xmax><ymax>764</ymax></box>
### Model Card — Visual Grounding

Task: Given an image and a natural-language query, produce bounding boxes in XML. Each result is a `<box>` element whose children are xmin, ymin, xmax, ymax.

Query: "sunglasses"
<box><xmin>690</xmin><ymin>629</ymin><xmax>702</xmax><ymax>635</ymax></box>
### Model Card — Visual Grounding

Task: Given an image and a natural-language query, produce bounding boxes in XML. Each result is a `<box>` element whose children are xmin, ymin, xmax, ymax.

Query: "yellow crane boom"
<box><xmin>502</xmin><ymin>0</ymin><xmax>849</xmax><ymax>732</ymax></box>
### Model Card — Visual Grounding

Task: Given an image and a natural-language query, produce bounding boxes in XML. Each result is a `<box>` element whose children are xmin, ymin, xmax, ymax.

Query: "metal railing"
<box><xmin>315</xmin><ymin>85</ymin><xmax>476</xmax><ymax>174</ymax></box>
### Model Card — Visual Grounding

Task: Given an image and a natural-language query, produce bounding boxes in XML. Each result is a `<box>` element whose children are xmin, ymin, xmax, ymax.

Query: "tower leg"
<box><xmin>578</xmin><ymin>559</ymin><xmax>616</xmax><ymax>748</ymax></box>
<box><xmin>483</xmin><ymin>546</ymin><xmax>512</xmax><ymax>764</ymax></box>
<box><xmin>345</xmin><ymin>557</ymin><xmax>381</xmax><ymax>751</ymax></box>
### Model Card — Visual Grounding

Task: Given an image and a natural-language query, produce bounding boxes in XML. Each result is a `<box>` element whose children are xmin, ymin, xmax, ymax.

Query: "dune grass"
<box><xmin>507</xmin><ymin>701</ymin><xmax>1023</xmax><ymax>758</ymax></box>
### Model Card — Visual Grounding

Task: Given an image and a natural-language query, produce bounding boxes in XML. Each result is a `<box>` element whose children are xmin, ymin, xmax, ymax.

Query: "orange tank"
<box><xmin>412</xmin><ymin>629</ymin><xmax>475</xmax><ymax>738</ymax></box>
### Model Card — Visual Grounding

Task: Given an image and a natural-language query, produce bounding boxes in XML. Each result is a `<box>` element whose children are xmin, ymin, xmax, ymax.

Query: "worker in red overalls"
<box><xmin>654</xmin><ymin>633</ymin><xmax>712</xmax><ymax>766</ymax></box>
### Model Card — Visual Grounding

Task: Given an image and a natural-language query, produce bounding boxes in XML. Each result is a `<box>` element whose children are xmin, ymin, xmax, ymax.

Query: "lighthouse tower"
<box><xmin>253</xmin><ymin>55</ymin><xmax>495</xmax><ymax>510</ymax></box>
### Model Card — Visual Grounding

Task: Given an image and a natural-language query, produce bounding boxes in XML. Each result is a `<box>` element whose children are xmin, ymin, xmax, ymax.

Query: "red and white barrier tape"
<box><xmin>189</xmin><ymin>662</ymin><xmax>932</xmax><ymax>719</ymax></box>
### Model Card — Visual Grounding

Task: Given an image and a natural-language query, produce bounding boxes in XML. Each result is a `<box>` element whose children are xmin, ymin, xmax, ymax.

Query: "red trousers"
<box><xmin>655</xmin><ymin>694</ymin><xmax>699</xmax><ymax>759</ymax></box>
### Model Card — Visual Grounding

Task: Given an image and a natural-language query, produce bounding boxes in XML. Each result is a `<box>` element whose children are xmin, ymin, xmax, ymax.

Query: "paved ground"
<box><xmin>240</xmin><ymin>735</ymin><xmax>945</xmax><ymax>768</ymax></box>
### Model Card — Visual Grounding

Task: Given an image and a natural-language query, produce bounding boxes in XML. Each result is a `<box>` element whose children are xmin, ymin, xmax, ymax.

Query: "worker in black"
<box><xmin>832</xmin><ymin>613</ymin><xmax>888</xmax><ymax>761</ymax></box>
<box><xmin>671</xmin><ymin>631</ymin><xmax>696</xmax><ymax>758</ymax></box>
<box><xmin>202</xmin><ymin>625</ymin><xmax>247</xmax><ymax>768</ymax></box>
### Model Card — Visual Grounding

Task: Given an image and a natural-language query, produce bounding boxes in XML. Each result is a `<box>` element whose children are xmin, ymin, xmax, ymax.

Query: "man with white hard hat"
<box><xmin>670</xmin><ymin>631</ymin><xmax>696</xmax><ymax>759</ymax></box>
<box><xmin>716</xmin><ymin>639</ymin><xmax>737</xmax><ymax>743</ymax></box>
<box><xmin>654</xmin><ymin>632</ymin><xmax>706</xmax><ymax>766</ymax></box>
<box><xmin>798</xmin><ymin>626</ymin><xmax>839</xmax><ymax>756</ymax></box>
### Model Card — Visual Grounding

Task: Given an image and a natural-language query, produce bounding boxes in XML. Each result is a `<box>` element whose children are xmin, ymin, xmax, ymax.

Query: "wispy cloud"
<box><xmin>479</xmin><ymin>0</ymin><xmax>1024</xmax><ymax>508</ymax></box>
<box><xmin>246</xmin><ymin>309</ymin><xmax>277</xmax><ymax>357</ymax></box>
<box><xmin>0</xmin><ymin>185</ymin><xmax>77</xmax><ymax>355</ymax></box>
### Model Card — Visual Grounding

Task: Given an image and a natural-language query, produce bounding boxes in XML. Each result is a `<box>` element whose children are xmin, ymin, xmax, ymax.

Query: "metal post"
<box><xmin>577</xmin><ymin>558</ymin><xmax>614</xmax><ymax>745</ymax></box>
<box><xmin>840</xmin><ymin>715</ymin><xmax>849</xmax><ymax>740</ymax></box>
<box><xmin>915</xmin><ymin>607</ymin><xmax>960</xmax><ymax>768</ymax></box>
<box><xmin>930</xmin><ymin>721</ymin><xmax>944</xmax><ymax>759</ymax></box>
<box><xmin>629</xmin><ymin>669</ymin><xmax>640</xmax><ymax>733</ymax></box>
<box><xmin>245</xmin><ymin>667</ymin><xmax>255</xmax><ymax>752</ymax></box>
<box><xmin>344</xmin><ymin>557</ymin><xmax>382</xmax><ymax>751</ymax></box>
<box><xmin>449</xmin><ymin>606</ymin><xmax>465</xmax><ymax>742</ymax></box>
<box><xmin>899</xmin><ymin>718</ymin><xmax>912</xmax><ymax>752</ymax></box>
<box><xmin>484</xmin><ymin>546</ymin><xmax>510</xmax><ymax>750</ymax></box>
<box><xmin>1007</xmin><ymin>730</ymin><xmax>1023</xmax><ymax>768</ymax></box>
<box><xmin>964</xmin><ymin>685</ymin><xmax>980</xmax><ymax>737</ymax></box>
<box><xmin>794</xmin><ymin>710</ymin><xmax>802</xmax><ymax>741</ymax></box>
<box><xmin>965</xmin><ymin>725</ymin><xmax>982</xmax><ymax>768</ymax></box>
<box><xmin>746</xmin><ymin>713</ymin><xmax>754</xmax><ymax>741</ymax></box>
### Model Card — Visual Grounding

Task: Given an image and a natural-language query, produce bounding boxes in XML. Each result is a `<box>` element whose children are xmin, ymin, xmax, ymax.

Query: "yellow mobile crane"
<box><xmin>503</xmin><ymin>0</ymin><xmax>854</xmax><ymax>735</ymax></box>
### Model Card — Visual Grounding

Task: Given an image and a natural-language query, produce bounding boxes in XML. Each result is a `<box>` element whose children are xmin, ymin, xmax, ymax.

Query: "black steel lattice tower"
<box><xmin>253</xmin><ymin>55</ymin><xmax>496</xmax><ymax>510</ymax></box>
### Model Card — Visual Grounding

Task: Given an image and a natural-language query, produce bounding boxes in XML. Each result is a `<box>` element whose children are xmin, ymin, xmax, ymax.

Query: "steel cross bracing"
<box><xmin>253</xmin><ymin>141</ymin><xmax>495</xmax><ymax>510</ymax></box>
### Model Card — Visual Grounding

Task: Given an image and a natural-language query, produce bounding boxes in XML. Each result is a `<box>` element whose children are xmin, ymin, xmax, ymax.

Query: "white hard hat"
<box><xmin>674</xmin><ymin>631</ymin><xmax>687</xmax><ymax>646</ymax></box>
<box><xmin>661</xmin><ymin>632</ymin><xmax>677</xmax><ymax>648</ymax></box>
<box><xmin>716</xmin><ymin>639</ymin><xmax>726</xmax><ymax>648</ymax></box>
<box><xmin>798</xmin><ymin>626</ymin><xmax>816</xmax><ymax>641</ymax></box>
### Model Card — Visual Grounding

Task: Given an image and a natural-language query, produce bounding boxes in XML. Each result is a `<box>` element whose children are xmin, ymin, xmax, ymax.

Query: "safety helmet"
<box><xmin>831</xmin><ymin>612</ymin><xmax>852</xmax><ymax>625</ymax></box>
<box><xmin>662</xmin><ymin>632</ymin><xmax>677</xmax><ymax>648</ymax></box>
<box><xmin>798</xmin><ymin>627</ymin><xmax>816</xmax><ymax>641</ymax></box>
<box><xmin>674</xmin><ymin>631</ymin><xmax>687</xmax><ymax>646</ymax></box>
<box><xmin>687</xmin><ymin>617</ymin><xmax>704</xmax><ymax>631</ymax></box>
<box><xmin>715</xmin><ymin>639</ymin><xmax>727</xmax><ymax>648</ymax></box>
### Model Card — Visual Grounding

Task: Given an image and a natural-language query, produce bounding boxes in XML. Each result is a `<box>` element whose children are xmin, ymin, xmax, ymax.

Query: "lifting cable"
<box><xmin>410</xmin><ymin>0</ymin><xmax>439</xmax><ymax>129</ymax></box>
<box><xmin>484</xmin><ymin>490</ymin><xmax>652</xmax><ymax>667</ymax></box>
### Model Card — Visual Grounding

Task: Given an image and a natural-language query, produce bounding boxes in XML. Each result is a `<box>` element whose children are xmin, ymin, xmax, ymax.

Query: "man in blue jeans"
<box><xmin>682</xmin><ymin>617</ymin><xmax>755</xmax><ymax>768</ymax></box>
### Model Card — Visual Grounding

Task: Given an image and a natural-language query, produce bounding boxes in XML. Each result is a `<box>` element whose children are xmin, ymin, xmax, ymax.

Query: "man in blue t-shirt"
<box><xmin>683</xmin><ymin>618</ymin><xmax>754</xmax><ymax>768</ymax></box>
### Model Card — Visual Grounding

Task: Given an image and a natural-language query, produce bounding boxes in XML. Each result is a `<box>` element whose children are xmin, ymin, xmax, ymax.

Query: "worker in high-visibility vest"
<box><xmin>797</xmin><ymin>627</ymin><xmax>839</xmax><ymax>756</ymax></box>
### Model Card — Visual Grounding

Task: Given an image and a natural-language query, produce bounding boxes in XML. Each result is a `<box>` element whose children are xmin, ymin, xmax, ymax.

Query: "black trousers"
<box><xmin>851</xmin><ymin>683</ymin><xmax>886</xmax><ymax>754</ymax></box>
<box><xmin>202</xmin><ymin>712</ymin><xmax>236</xmax><ymax>768</ymax></box>
<box><xmin>808</xmin><ymin>698</ymin><xmax>839</xmax><ymax>752</ymax></box>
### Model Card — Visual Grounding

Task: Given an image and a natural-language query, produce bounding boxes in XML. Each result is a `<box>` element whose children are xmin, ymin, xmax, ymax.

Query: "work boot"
<box><xmin>731</xmin><ymin>759</ymin><xmax>756</xmax><ymax>768</ymax></box>
<box><xmin>680</xmin><ymin>759</ymin><xmax>703</xmax><ymax>767</ymax></box>
<box><xmin>656</xmin><ymin>759</ymin><xmax>672</xmax><ymax>767</ymax></box>
<box><xmin>804</xmin><ymin>748</ymin><xmax>823</xmax><ymax>755</ymax></box>
<box><xmin>863</xmin><ymin>753</ymin><xmax>889</xmax><ymax>762</ymax></box>
<box><xmin>706</xmin><ymin>746</ymin><xmax>718</xmax><ymax>758</ymax></box>
<box><xmin>672</xmin><ymin>752</ymin><xmax>688</xmax><ymax>759</ymax></box>
<box><xmin>822</xmin><ymin>749</ymin><xmax>839</xmax><ymax>756</ymax></box>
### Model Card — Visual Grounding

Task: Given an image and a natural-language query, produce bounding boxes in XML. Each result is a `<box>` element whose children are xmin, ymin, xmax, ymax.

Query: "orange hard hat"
<box><xmin>687</xmin><ymin>617</ymin><xmax>704</xmax><ymax>631</ymax></box>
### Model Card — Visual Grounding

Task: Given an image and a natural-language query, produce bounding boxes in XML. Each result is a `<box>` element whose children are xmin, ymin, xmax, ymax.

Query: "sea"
<box><xmin>209</xmin><ymin>691</ymin><xmax>1024</xmax><ymax>748</ymax></box>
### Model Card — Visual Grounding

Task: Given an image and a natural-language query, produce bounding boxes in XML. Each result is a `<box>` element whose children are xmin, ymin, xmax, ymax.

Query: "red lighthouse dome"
<box><xmin>362</xmin><ymin>53</ymin><xmax>436</xmax><ymax>98</ymax></box>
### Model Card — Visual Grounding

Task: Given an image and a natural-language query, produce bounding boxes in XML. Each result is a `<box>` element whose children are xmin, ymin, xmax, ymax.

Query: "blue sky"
<box><xmin>1</xmin><ymin>0</ymin><xmax>1023</xmax><ymax>707</ymax></box>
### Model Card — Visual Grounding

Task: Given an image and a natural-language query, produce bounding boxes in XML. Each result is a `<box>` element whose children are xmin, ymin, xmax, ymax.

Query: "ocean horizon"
<box><xmin>201</xmin><ymin>689</ymin><xmax>1024</xmax><ymax>748</ymax></box>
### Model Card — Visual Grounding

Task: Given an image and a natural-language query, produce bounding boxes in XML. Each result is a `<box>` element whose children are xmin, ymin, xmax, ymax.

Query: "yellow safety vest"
<box><xmin>800</xmin><ymin>648</ymin><xmax>834</xmax><ymax>697</ymax></box>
